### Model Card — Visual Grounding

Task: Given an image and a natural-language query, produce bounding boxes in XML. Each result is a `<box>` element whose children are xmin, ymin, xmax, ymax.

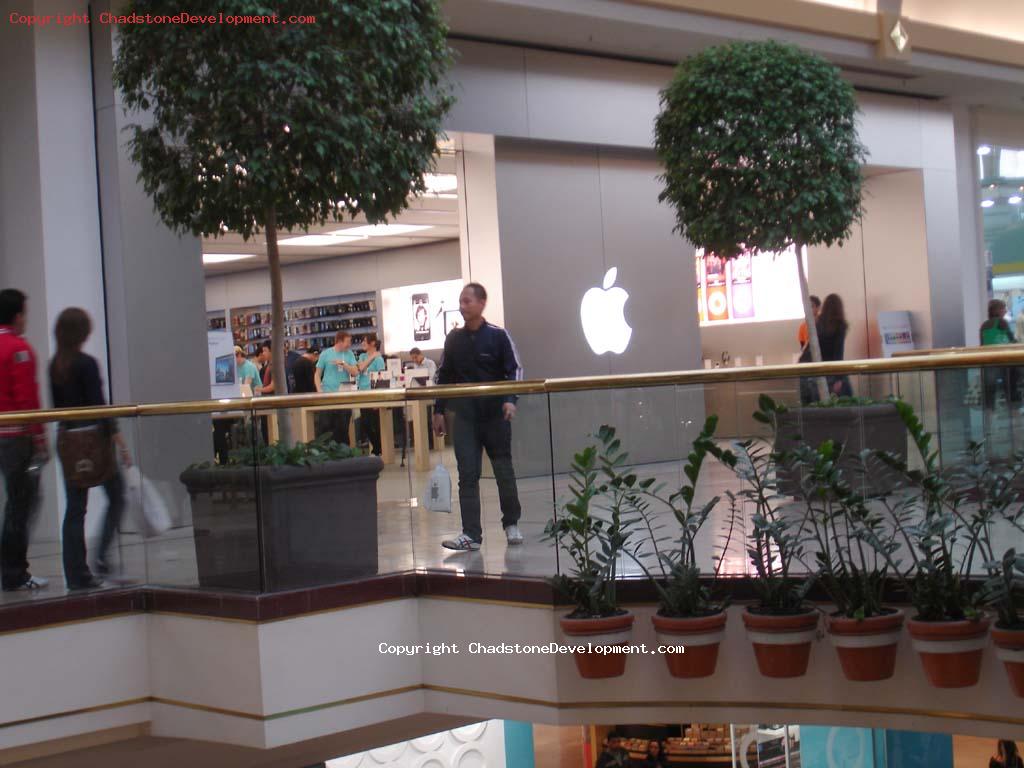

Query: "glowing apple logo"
<box><xmin>580</xmin><ymin>267</ymin><xmax>632</xmax><ymax>355</ymax></box>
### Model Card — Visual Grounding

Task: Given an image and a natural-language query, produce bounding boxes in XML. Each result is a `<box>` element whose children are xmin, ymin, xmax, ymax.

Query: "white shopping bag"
<box><xmin>124</xmin><ymin>465</ymin><xmax>173</xmax><ymax>537</ymax></box>
<box><xmin>422</xmin><ymin>463</ymin><xmax>452</xmax><ymax>513</ymax></box>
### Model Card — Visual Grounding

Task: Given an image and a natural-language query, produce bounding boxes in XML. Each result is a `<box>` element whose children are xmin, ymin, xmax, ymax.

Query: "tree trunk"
<box><xmin>795</xmin><ymin>241</ymin><xmax>829</xmax><ymax>402</ymax></box>
<box><xmin>265</xmin><ymin>205</ymin><xmax>293</xmax><ymax>446</ymax></box>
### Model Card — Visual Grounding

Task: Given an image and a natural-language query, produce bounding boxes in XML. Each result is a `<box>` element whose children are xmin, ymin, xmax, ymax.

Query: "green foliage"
<box><xmin>865</xmin><ymin>402</ymin><xmax>1018</xmax><ymax>621</ymax></box>
<box><xmin>655</xmin><ymin>40</ymin><xmax>866</xmax><ymax>257</ymax></box>
<box><xmin>727</xmin><ymin>395</ymin><xmax>816</xmax><ymax>613</ymax></box>
<box><xmin>113</xmin><ymin>0</ymin><xmax>454</xmax><ymax>239</ymax></box>
<box><xmin>613</xmin><ymin>417</ymin><xmax>739</xmax><ymax>617</ymax></box>
<box><xmin>194</xmin><ymin>432</ymin><xmax>362</xmax><ymax>469</ymax></box>
<box><xmin>543</xmin><ymin>426</ymin><xmax>633</xmax><ymax>618</ymax></box>
<box><xmin>982</xmin><ymin>549</ymin><xmax>1024</xmax><ymax>629</ymax></box>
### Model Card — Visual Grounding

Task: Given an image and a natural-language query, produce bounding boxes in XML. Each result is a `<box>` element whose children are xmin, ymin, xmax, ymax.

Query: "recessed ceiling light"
<box><xmin>278</xmin><ymin>234</ymin><xmax>368</xmax><ymax>246</ymax></box>
<box><xmin>981</xmin><ymin>199</ymin><xmax>995</xmax><ymax>208</ymax></box>
<box><xmin>978</xmin><ymin>145</ymin><xmax>992</xmax><ymax>156</ymax></box>
<box><xmin>203</xmin><ymin>253</ymin><xmax>255</xmax><ymax>264</ymax></box>
<box><xmin>424</xmin><ymin>173</ymin><xmax>458</xmax><ymax>194</ymax></box>
<box><xmin>336</xmin><ymin>224</ymin><xmax>433</xmax><ymax>237</ymax></box>
<box><xmin>1010</xmin><ymin>196</ymin><xmax>1022</xmax><ymax>205</ymax></box>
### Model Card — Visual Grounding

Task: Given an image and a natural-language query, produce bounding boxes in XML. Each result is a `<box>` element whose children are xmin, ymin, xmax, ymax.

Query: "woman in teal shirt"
<box><xmin>357</xmin><ymin>334</ymin><xmax>387</xmax><ymax>455</ymax></box>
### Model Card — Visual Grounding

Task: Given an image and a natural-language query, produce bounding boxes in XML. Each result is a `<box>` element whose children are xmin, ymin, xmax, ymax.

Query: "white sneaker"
<box><xmin>442</xmin><ymin>534</ymin><xmax>481</xmax><ymax>551</ymax></box>
<box><xmin>4</xmin><ymin>575</ymin><xmax>49</xmax><ymax>591</ymax></box>
<box><xmin>504</xmin><ymin>524</ymin><xmax>524</xmax><ymax>545</ymax></box>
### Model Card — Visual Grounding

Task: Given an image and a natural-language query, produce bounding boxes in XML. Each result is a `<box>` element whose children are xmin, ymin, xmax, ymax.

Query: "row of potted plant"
<box><xmin>543</xmin><ymin>397</ymin><xmax>1024</xmax><ymax>693</ymax></box>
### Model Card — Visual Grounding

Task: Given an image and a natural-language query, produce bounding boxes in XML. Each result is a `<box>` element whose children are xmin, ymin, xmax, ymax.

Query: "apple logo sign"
<box><xmin>581</xmin><ymin>267</ymin><xmax>632</xmax><ymax>355</ymax></box>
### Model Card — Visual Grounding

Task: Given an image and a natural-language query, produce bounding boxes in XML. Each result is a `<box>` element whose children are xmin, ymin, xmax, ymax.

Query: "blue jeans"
<box><xmin>62</xmin><ymin>472</ymin><xmax>124</xmax><ymax>587</ymax></box>
<box><xmin>452</xmin><ymin>411</ymin><xmax>522</xmax><ymax>543</ymax></box>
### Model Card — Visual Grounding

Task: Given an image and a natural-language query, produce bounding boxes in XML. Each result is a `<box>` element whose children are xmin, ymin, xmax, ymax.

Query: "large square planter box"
<box><xmin>180</xmin><ymin>456</ymin><xmax>384</xmax><ymax>591</ymax></box>
<box><xmin>776</xmin><ymin>404</ymin><xmax>906</xmax><ymax>497</ymax></box>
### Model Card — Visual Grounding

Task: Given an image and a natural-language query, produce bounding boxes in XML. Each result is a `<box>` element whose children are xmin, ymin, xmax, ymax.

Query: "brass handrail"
<box><xmin>1</xmin><ymin>347</ymin><xmax>1022</xmax><ymax>425</ymax></box>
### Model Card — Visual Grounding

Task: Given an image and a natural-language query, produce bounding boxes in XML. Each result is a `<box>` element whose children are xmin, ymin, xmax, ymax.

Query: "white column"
<box><xmin>456</xmin><ymin>132</ymin><xmax>505</xmax><ymax>327</ymax></box>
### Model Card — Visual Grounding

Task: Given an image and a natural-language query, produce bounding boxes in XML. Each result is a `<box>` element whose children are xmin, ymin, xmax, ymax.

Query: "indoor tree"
<box><xmin>113</xmin><ymin>0</ymin><xmax>453</xmax><ymax>443</ymax></box>
<box><xmin>655</xmin><ymin>40</ymin><xmax>865</xmax><ymax>400</ymax></box>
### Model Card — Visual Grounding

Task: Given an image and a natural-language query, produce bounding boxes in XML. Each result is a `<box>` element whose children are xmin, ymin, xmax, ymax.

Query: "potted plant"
<box><xmin>114</xmin><ymin>1</ymin><xmax>453</xmax><ymax>445</ymax></box>
<box><xmin>984</xmin><ymin>549</ymin><xmax>1024</xmax><ymax>696</ymax></box>
<box><xmin>655</xmin><ymin>40</ymin><xmax>866</xmax><ymax>402</ymax></box>
<box><xmin>868</xmin><ymin>404</ymin><xmax>995</xmax><ymax>688</ymax></box>
<box><xmin>543</xmin><ymin>427</ymin><xmax>635</xmax><ymax>679</ymax></box>
<box><xmin>780</xmin><ymin>432</ymin><xmax>905</xmax><ymax>681</ymax></box>
<box><xmin>616</xmin><ymin>417</ymin><xmax>739</xmax><ymax>678</ymax></box>
<box><xmin>181</xmin><ymin>434</ymin><xmax>382</xmax><ymax>591</ymax></box>
<box><xmin>728</xmin><ymin>396</ymin><xmax>819</xmax><ymax>678</ymax></box>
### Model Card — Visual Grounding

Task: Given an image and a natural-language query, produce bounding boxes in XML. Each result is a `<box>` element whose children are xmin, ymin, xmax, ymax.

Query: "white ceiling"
<box><xmin>202</xmin><ymin>153</ymin><xmax>461</xmax><ymax>275</ymax></box>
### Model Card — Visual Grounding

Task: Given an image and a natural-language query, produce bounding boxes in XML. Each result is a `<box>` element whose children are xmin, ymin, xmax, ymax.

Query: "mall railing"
<box><xmin>3</xmin><ymin>347</ymin><xmax>1024</xmax><ymax>595</ymax></box>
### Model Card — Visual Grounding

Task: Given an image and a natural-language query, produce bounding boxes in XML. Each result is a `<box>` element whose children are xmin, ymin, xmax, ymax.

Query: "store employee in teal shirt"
<box><xmin>356</xmin><ymin>333</ymin><xmax>386</xmax><ymax>456</ymax></box>
<box><xmin>315</xmin><ymin>330</ymin><xmax>359</xmax><ymax>445</ymax></box>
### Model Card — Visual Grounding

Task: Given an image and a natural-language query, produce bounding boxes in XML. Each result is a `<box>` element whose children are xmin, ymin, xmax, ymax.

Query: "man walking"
<box><xmin>315</xmin><ymin>331</ymin><xmax>359</xmax><ymax>444</ymax></box>
<box><xmin>0</xmin><ymin>290</ymin><xmax>48</xmax><ymax>591</ymax></box>
<box><xmin>433</xmin><ymin>283</ymin><xmax>524</xmax><ymax>551</ymax></box>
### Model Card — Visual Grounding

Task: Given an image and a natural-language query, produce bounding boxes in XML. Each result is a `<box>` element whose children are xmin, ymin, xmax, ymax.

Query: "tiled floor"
<box><xmin>4</xmin><ymin>437</ymin><xmax>1021</xmax><ymax>608</ymax></box>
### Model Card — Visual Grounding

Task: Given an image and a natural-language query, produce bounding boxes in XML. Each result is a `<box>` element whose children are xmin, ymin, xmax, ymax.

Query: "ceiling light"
<box><xmin>424</xmin><ymin>173</ymin><xmax>458</xmax><ymax>194</ymax></box>
<box><xmin>336</xmin><ymin>224</ymin><xmax>433</xmax><ymax>237</ymax></box>
<box><xmin>978</xmin><ymin>145</ymin><xmax>992</xmax><ymax>156</ymax></box>
<box><xmin>203</xmin><ymin>253</ymin><xmax>255</xmax><ymax>264</ymax></box>
<box><xmin>981</xmin><ymin>200</ymin><xmax>995</xmax><ymax>208</ymax></box>
<box><xmin>1010</xmin><ymin>196</ymin><xmax>1022</xmax><ymax>205</ymax></box>
<box><xmin>278</xmin><ymin>234</ymin><xmax>368</xmax><ymax>247</ymax></box>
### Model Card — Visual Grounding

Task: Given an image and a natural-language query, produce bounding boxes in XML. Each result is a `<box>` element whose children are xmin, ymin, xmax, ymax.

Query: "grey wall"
<box><xmin>493</xmin><ymin>140</ymin><xmax>703</xmax><ymax>473</ymax></box>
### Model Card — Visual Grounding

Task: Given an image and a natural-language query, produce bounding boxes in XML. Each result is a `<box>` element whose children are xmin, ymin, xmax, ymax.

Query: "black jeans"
<box><xmin>360</xmin><ymin>409</ymin><xmax>381</xmax><ymax>456</ymax></box>
<box><xmin>62</xmin><ymin>472</ymin><xmax>125</xmax><ymax>587</ymax></box>
<box><xmin>315</xmin><ymin>410</ymin><xmax>352</xmax><ymax>446</ymax></box>
<box><xmin>0</xmin><ymin>436</ymin><xmax>40</xmax><ymax>589</ymax></box>
<box><xmin>452</xmin><ymin>411</ymin><xmax>522</xmax><ymax>543</ymax></box>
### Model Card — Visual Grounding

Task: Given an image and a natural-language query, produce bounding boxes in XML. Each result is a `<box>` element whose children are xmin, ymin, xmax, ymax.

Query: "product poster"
<box><xmin>696</xmin><ymin>246</ymin><xmax>806</xmax><ymax>326</ymax></box>
<box><xmin>878</xmin><ymin>310</ymin><xmax>915</xmax><ymax>357</ymax></box>
<box><xmin>381</xmin><ymin>279</ymin><xmax>464</xmax><ymax>353</ymax></box>
<box><xmin>208</xmin><ymin>330</ymin><xmax>240</xmax><ymax>400</ymax></box>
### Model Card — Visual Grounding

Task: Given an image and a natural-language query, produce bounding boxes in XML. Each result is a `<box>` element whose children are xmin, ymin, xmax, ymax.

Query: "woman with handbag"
<box><xmin>50</xmin><ymin>308</ymin><xmax>132</xmax><ymax>589</ymax></box>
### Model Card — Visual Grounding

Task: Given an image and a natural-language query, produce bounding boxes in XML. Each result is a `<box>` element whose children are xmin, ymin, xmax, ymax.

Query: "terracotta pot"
<box><xmin>828</xmin><ymin>611</ymin><xmax>905</xmax><ymax>682</ymax></box>
<box><xmin>560</xmin><ymin>612</ymin><xmax>635</xmax><ymax>679</ymax></box>
<box><xmin>907</xmin><ymin>617</ymin><xmax>990</xmax><ymax>688</ymax></box>
<box><xmin>742</xmin><ymin>608</ymin><xmax>819</xmax><ymax>678</ymax></box>
<box><xmin>991</xmin><ymin>625</ymin><xmax>1024</xmax><ymax>697</ymax></box>
<box><xmin>651</xmin><ymin>611</ymin><xmax>728</xmax><ymax>678</ymax></box>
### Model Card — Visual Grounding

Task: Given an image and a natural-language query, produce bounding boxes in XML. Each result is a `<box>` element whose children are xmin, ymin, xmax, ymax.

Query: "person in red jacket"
<box><xmin>0</xmin><ymin>289</ymin><xmax>49</xmax><ymax>591</ymax></box>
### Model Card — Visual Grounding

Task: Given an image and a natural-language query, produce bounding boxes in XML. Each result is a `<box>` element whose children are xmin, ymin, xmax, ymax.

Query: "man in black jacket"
<box><xmin>433</xmin><ymin>283</ymin><xmax>523</xmax><ymax>551</ymax></box>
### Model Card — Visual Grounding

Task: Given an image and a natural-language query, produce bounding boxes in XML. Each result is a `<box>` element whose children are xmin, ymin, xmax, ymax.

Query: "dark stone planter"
<box><xmin>180</xmin><ymin>456</ymin><xmax>384</xmax><ymax>592</ymax></box>
<box><xmin>776</xmin><ymin>403</ymin><xmax>907</xmax><ymax>497</ymax></box>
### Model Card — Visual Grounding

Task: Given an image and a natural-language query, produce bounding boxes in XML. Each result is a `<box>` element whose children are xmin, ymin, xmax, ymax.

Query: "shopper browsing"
<box><xmin>408</xmin><ymin>346</ymin><xmax>437</xmax><ymax>382</ymax></box>
<box><xmin>291</xmin><ymin>347</ymin><xmax>319</xmax><ymax>394</ymax></box>
<box><xmin>594</xmin><ymin>732</ymin><xmax>630</xmax><ymax>768</ymax></box>
<box><xmin>0</xmin><ymin>289</ymin><xmax>49</xmax><ymax>591</ymax></box>
<box><xmin>432</xmin><ymin>283</ymin><xmax>524</xmax><ymax>551</ymax></box>
<box><xmin>256</xmin><ymin>342</ymin><xmax>274</xmax><ymax>395</ymax></box>
<box><xmin>315</xmin><ymin>331</ymin><xmax>359</xmax><ymax>445</ymax></box>
<box><xmin>797</xmin><ymin>295</ymin><xmax>821</xmax><ymax>353</ymax></box>
<box><xmin>50</xmin><ymin>308</ymin><xmax>132</xmax><ymax>589</ymax></box>
<box><xmin>356</xmin><ymin>334</ymin><xmax>387</xmax><ymax>456</ymax></box>
<box><xmin>235</xmin><ymin>346</ymin><xmax>261</xmax><ymax>394</ymax></box>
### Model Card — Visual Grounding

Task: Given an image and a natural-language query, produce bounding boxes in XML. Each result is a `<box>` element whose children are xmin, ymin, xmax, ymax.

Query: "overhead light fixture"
<box><xmin>424</xmin><ymin>173</ymin><xmax>458</xmax><ymax>194</ymax></box>
<box><xmin>1010</xmin><ymin>196</ymin><xmax>1023</xmax><ymax>205</ymax></box>
<box><xmin>336</xmin><ymin>224</ymin><xmax>432</xmax><ymax>237</ymax></box>
<box><xmin>977</xmin><ymin>145</ymin><xmax>992</xmax><ymax>156</ymax></box>
<box><xmin>203</xmin><ymin>253</ymin><xmax>255</xmax><ymax>264</ymax></box>
<box><xmin>278</xmin><ymin>234</ymin><xmax>368</xmax><ymax>247</ymax></box>
<box><xmin>981</xmin><ymin>200</ymin><xmax>995</xmax><ymax>208</ymax></box>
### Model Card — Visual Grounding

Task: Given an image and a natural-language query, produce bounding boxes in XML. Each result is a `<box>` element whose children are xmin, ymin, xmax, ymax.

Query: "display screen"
<box><xmin>382</xmin><ymin>279</ymin><xmax>464</xmax><ymax>352</ymax></box>
<box><xmin>696</xmin><ymin>246</ymin><xmax>807</xmax><ymax>326</ymax></box>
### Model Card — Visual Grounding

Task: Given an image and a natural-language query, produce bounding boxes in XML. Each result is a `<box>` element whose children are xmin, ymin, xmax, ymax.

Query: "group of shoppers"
<box><xmin>0</xmin><ymin>290</ymin><xmax>127</xmax><ymax>592</ymax></box>
<box><xmin>595</xmin><ymin>733</ymin><xmax>667</xmax><ymax>767</ymax></box>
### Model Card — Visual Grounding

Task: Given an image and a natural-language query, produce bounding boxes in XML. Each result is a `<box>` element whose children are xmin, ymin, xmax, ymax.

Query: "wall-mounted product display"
<box><xmin>381</xmin><ymin>278</ymin><xmax>463</xmax><ymax>352</ymax></box>
<box><xmin>207</xmin><ymin>309</ymin><xmax>227</xmax><ymax>331</ymax></box>
<box><xmin>207</xmin><ymin>330</ymin><xmax>240</xmax><ymax>399</ymax></box>
<box><xmin>696</xmin><ymin>247</ymin><xmax>806</xmax><ymax>327</ymax></box>
<box><xmin>228</xmin><ymin>292</ymin><xmax>378</xmax><ymax>355</ymax></box>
